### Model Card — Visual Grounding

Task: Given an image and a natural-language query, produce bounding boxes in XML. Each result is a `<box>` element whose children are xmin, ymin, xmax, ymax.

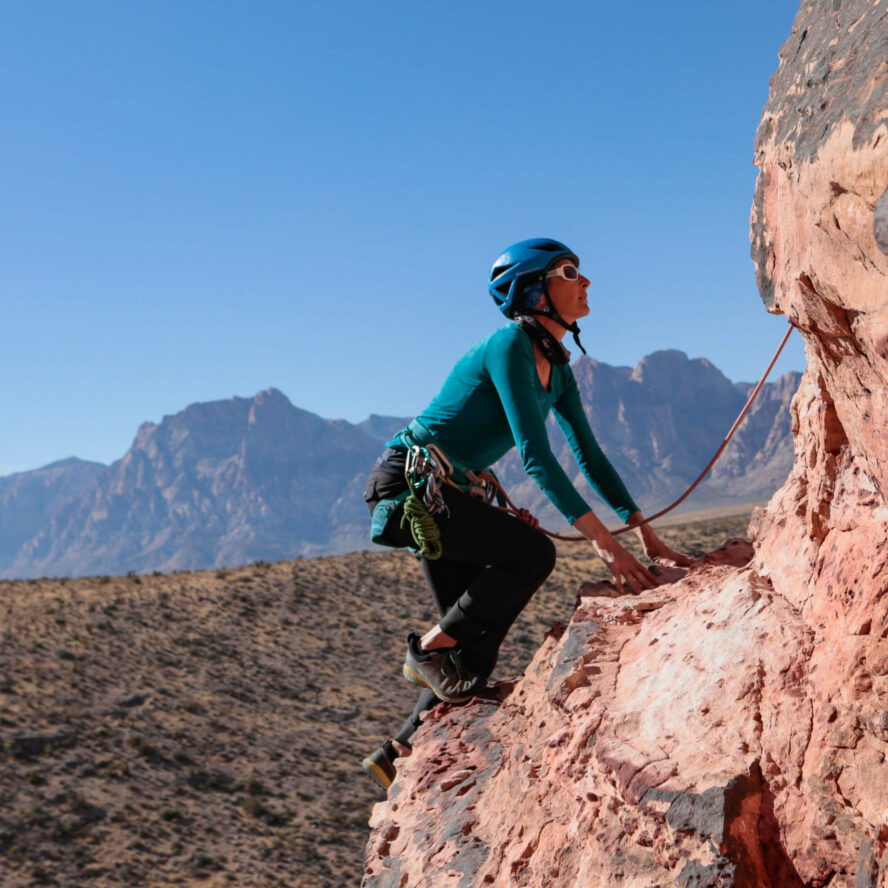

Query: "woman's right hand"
<box><xmin>572</xmin><ymin>510</ymin><xmax>658</xmax><ymax>595</ymax></box>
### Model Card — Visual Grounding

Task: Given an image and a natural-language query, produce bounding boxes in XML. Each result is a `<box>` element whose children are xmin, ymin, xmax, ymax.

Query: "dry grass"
<box><xmin>0</xmin><ymin>511</ymin><xmax>751</xmax><ymax>887</ymax></box>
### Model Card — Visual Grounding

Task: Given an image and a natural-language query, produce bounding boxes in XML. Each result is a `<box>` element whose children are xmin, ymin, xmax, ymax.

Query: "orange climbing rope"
<box><xmin>478</xmin><ymin>322</ymin><xmax>797</xmax><ymax>542</ymax></box>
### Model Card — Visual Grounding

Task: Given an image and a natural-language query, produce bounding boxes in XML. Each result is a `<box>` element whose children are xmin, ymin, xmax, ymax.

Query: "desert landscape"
<box><xmin>0</xmin><ymin>512</ymin><xmax>749</xmax><ymax>887</ymax></box>
<box><xmin>3</xmin><ymin>0</ymin><xmax>885</xmax><ymax>883</ymax></box>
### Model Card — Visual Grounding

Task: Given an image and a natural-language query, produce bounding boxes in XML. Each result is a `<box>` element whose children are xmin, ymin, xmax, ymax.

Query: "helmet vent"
<box><xmin>491</xmin><ymin>261</ymin><xmax>516</xmax><ymax>280</ymax></box>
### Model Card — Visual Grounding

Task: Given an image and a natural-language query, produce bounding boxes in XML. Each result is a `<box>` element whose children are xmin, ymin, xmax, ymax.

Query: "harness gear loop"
<box><xmin>464</xmin><ymin>470</ymin><xmax>497</xmax><ymax>504</ymax></box>
<box><xmin>425</xmin><ymin>444</ymin><xmax>453</xmax><ymax>483</ymax></box>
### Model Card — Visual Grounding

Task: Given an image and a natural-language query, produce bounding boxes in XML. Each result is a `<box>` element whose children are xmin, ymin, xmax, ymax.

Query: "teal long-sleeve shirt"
<box><xmin>390</xmin><ymin>324</ymin><xmax>639</xmax><ymax>524</ymax></box>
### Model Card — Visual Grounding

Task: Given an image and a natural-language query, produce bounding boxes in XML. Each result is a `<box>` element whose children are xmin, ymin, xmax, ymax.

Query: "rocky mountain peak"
<box><xmin>247</xmin><ymin>386</ymin><xmax>298</xmax><ymax>422</ymax></box>
<box><xmin>630</xmin><ymin>349</ymin><xmax>739</xmax><ymax>404</ymax></box>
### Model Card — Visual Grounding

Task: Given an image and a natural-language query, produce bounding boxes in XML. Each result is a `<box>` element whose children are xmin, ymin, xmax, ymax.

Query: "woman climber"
<box><xmin>361</xmin><ymin>237</ymin><xmax>691</xmax><ymax>790</ymax></box>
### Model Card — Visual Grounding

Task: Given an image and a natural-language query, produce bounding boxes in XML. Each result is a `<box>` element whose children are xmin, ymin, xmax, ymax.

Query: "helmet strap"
<box><xmin>514</xmin><ymin>315</ymin><xmax>572</xmax><ymax>366</ymax></box>
<box><xmin>523</xmin><ymin>287</ymin><xmax>588</xmax><ymax>356</ymax></box>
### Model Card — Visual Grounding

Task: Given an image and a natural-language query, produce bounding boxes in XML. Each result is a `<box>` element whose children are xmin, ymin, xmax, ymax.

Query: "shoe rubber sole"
<box><xmin>403</xmin><ymin>662</ymin><xmax>434</xmax><ymax>691</ymax></box>
<box><xmin>362</xmin><ymin>756</ymin><xmax>393</xmax><ymax>790</ymax></box>
<box><xmin>403</xmin><ymin>661</ymin><xmax>479</xmax><ymax>704</ymax></box>
<box><xmin>361</xmin><ymin>746</ymin><xmax>396</xmax><ymax>790</ymax></box>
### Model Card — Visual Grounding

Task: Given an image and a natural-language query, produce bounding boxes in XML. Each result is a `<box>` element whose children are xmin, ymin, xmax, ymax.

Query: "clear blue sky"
<box><xmin>1</xmin><ymin>0</ymin><xmax>805</xmax><ymax>476</ymax></box>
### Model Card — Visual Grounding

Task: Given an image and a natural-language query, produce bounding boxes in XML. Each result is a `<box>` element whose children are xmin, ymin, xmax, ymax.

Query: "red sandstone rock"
<box><xmin>363</xmin><ymin>2</ymin><xmax>888</xmax><ymax>885</ymax></box>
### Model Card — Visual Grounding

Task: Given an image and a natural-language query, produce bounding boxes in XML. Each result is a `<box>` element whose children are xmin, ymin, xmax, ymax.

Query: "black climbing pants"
<box><xmin>365</xmin><ymin>454</ymin><xmax>557</xmax><ymax>747</ymax></box>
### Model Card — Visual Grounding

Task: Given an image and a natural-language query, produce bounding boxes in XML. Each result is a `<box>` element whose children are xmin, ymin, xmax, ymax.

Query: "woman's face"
<box><xmin>546</xmin><ymin>258</ymin><xmax>591</xmax><ymax>324</ymax></box>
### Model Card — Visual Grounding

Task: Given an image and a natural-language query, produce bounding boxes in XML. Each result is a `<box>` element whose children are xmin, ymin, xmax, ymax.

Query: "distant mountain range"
<box><xmin>0</xmin><ymin>350</ymin><xmax>801</xmax><ymax>578</ymax></box>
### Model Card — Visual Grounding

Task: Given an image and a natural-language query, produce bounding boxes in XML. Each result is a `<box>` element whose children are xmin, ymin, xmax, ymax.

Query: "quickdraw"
<box><xmin>404</xmin><ymin>444</ymin><xmax>451</xmax><ymax>517</ymax></box>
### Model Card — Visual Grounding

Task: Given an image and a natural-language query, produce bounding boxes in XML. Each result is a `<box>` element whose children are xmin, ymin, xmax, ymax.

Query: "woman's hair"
<box><xmin>521</xmin><ymin>281</ymin><xmax>546</xmax><ymax>313</ymax></box>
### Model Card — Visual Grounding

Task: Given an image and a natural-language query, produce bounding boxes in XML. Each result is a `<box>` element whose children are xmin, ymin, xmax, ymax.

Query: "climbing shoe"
<box><xmin>361</xmin><ymin>741</ymin><xmax>397</xmax><ymax>790</ymax></box>
<box><xmin>402</xmin><ymin>633</ymin><xmax>485</xmax><ymax>704</ymax></box>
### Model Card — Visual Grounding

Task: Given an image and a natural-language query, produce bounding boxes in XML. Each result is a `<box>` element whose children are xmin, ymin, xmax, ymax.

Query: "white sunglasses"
<box><xmin>545</xmin><ymin>263</ymin><xmax>580</xmax><ymax>281</ymax></box>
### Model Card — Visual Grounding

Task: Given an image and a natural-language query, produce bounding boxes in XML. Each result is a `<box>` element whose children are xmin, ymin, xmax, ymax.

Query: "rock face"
<box><xmin>362</xmin><ymin>3</ymin><xmax>888</xmax><ymax>886</ymax></box>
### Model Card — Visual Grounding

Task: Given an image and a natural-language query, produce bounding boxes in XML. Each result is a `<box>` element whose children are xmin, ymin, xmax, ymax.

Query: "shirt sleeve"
<box><xmin>551</xmin><ymin>368</ymin><xmax>640</xmax><ymax>523</ymax></box>
<box><xmin>484</xmin><ymin>330</ymin><xmax>592</xmax><ymax>524</ymax></box>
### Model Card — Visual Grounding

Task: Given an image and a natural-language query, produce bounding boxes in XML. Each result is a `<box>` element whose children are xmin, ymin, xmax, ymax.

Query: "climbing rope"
<box><xmin>400</xmin><ymin>484</ymin><xmax>444</xmax><ymax>559</ymax></box>
<box><xmin>483</xmin><ymin>322</ymin><xmax>798</xmax><ymax>541</ymax></box>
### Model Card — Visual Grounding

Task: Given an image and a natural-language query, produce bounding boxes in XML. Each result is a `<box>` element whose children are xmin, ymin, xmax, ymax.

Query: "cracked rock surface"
<box><xmin>363</xmin><ymin>1</ymin><xmax>888</xmax><ymax>885</ymax></box>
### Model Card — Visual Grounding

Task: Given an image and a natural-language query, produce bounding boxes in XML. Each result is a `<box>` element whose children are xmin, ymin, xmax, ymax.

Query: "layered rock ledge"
<box><xmin>363</xmin><ymin>1</ymin><xmax>888</xmax><ymax>885</ymax></box>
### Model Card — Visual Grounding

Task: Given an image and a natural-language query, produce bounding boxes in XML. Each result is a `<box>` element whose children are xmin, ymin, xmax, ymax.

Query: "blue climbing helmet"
<box><xmin>488</xmin><ymin>237</ymin><xmax>587</xmax><ymax>354</ymax></box>
<box><xmin>488</xmin><ymin>238</ymin><xmax>578</xmax><ymax>317</ymax></box>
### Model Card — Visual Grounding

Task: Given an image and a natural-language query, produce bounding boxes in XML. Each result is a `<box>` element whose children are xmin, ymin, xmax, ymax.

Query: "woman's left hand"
<box><xmin>642</xmin><ymin>534</ymin><xmax>694</xmax><ymax>567</ymax></box>
<box><xmin>626</xmin><ymin>512</ymin><xmax>695</xmax><ymax>568</ymax></box>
